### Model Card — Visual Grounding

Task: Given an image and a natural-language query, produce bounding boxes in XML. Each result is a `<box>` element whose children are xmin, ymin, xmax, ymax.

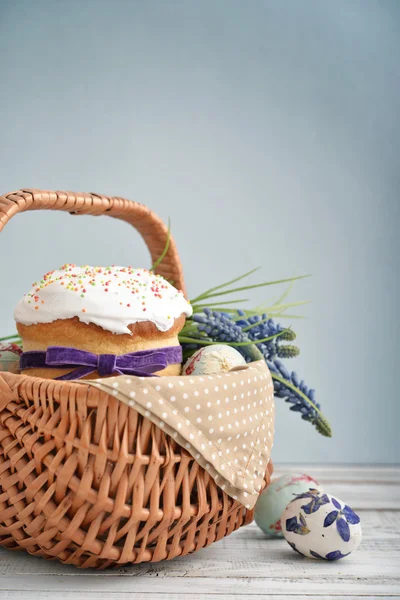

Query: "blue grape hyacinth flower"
<box><xmin>267</xmin><ymin>359</ymin><xmax>320</xmax><ymax>422</ymax></box>
<box><xmin>235</xmin><ymin>310</ymin><xmax>299</xmax><ymax>361</ymax></box>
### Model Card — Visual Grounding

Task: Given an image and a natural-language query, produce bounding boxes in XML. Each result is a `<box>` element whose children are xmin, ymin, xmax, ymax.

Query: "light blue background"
<box><xmin>0</xmin><ymin>0</ymin><xmax>399</xmax><ymax>463</ymax></box>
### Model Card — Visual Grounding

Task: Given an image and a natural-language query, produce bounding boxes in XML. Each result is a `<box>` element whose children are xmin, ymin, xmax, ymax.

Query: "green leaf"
<box><xmin>266</xmin><ymin>300</ymin><xmax>311</xmax><ymax>313</ymax></box>
<box><xmin>178</xmin><ymin>329</ymin><xmax>288</xmax><ymax>348</ymax></box>
<box><xmin>273</xmin><ymin>279</ymin><xmax>295</xmax><ymax>306</ymax></box>
<box><xmin>178</xmin><ymin>337</ymin><xmax>224</xmax><ymax>346</ymax></box>
<box><xmin>266</xmin><ymin>300</ymin><xmax>311</xmax><ymax>312</ymax></box>
<box><xmin>231</xmin><ymin>306</ymin><xmax>269</xmax><ymax>320</ymax></box>
<box><xmin>150</xmin><ymin>219</ymin><xmax>171</xmax><ymax>271</ymax></box>
<box><xmin>197</xmin><ymin>274</ymin><xmax>310</xmax><ymax>301</ymax></box>
<box><xmin>193</xmin><ymin>307</ymin><xmax>243</xmax><ymax>314</ymax></box>
<box><xmin>190</xmin><ymin>267</ymin><xmax>261</xmax><ymax>303</ymax></box>
<box><xmin>0</xmin><ymin>334</ymin><xmax>20</xmax><ymax>342</ymax></box>
<box><xmin>230</xmin><ymin>302</ymin><xmax>306</xmax><ymax>321</ymax></box>
<box><xmin>192</xmin><ymin>299</ymin><xmax>249</xmax><ymax>311</ymax></box>
<box><xmin>228</xmin><ymin>302</ymin><xmax>308</xmax><ymax>323</ymax></box>
<box><xmin>179</xmin><ymin>326</ymin><xmax>207</xmax><ymax>336</ymax></box>
<box><xmin>267</xmin><ymin>314</ymin><xmax>306</xmax><ymax>320</ymax></box>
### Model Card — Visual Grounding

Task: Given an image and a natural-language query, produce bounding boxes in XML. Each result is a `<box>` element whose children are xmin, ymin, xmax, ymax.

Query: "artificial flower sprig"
<box><xmin>178</xmin><ymin>268</ymin><xmax>332</xmax><ymax>438</ymax></box>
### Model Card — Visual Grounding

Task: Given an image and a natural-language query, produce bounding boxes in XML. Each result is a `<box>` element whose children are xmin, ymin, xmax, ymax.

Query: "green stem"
<box><xmin>241</xmin><ymin>316</ymin><xmax>274</xmax><ymax>332</ymax></box>
<box><xmin>151</xmin><ymin>219</ymin><xmax>171</xmax><ymax>271</ymax></box>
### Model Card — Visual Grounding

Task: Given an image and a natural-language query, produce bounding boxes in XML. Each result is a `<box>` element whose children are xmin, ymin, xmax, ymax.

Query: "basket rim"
<box><xmin>0</xmin><ymin>359</ymin><xmax>265</xmax><ymax>386</ymax></box>
<box><xmin>0</xmin><ymin>188</ymin><xmax>187</xmax><ymax>295</ymax></box>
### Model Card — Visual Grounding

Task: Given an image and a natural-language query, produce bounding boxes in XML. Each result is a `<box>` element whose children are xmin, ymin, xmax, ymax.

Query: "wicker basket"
<box><xmin>0</xmin><ymin>189</ymin><xmax>273</xmax><ymax>569</ymax></box>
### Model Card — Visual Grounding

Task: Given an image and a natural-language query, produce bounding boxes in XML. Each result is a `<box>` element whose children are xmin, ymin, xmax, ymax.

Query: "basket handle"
<box><xmin>0</xmin><ymin>188</ymin><xmax>186</xmax><ymax>295</ymax></box>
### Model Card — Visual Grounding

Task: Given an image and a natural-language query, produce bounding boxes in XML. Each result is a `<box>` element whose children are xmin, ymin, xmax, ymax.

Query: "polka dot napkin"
<box><xmin>87</xmin><ymin>359</ymin><xmax>274</xmax><ymax>509</ymax></box>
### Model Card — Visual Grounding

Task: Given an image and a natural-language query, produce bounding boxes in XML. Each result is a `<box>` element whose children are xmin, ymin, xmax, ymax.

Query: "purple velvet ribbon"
<box><xmin>20</xmin><ymin>345</ymin><xmax>182</xmax><ymax>381</ymax></box>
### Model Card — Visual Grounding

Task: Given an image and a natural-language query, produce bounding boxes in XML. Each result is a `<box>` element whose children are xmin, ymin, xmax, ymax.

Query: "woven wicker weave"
<box><xmin>0</xmin><ymin>189</ymin><xmax>273</xmax><ymax>568</ymax></box>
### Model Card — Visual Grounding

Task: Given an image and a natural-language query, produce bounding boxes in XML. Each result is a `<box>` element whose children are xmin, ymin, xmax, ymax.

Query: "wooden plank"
<box><xmin>298</xmin><ymin>483</ymin><xmax>399</xmax><ymax>510</ymax></box>
<box><xmin>0</xmin><ymin>544</ymin><xmax>397</xmax><ymax>580</ymax></box>
<box><xmin>0</xmin><ymin>490</ymin><xmax>396</xmax><ymax>578</ymax></box>
<box><xmin>0</xmin><ymin>467</ymin><xmax>399</xmax><ymax>598</ymax></box>
<box><xmin>0</xmin><ymin>511</ymin><xmax>398</xmax><ymax>582</ymax></box>
<box><xmin>272</xmin><ymin>468</ymin><xmax>400</xmax><ymax>509</ymax></box>
<box><xmin>0</xmin><ymin>526</ymin><xmax>398</xmax><ymax>580</ymax></box>
<box><xmin>274</xmin><ymin>465</ymin><xmax>400</xmax><ymax>484</ymax></box>
<box><xmin>0</xmin><ymin>594</ymin><xmax>397</xmax><ymax>600</ymax></box>
<box><xmin>0</xmin><ymin>575</ymin><xmax>398</xmax><ymax>596</ymax></box>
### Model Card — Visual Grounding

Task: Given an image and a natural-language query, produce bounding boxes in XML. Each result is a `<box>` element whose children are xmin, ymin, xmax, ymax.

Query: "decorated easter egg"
<box><xmin>282</xmin><ymin>489</ymin><xmax>362</xmax><ymax>560</ymax></box>
<box><xmin>0</xmin><ymin>343</ymin><xmax>22</xmax><ymax>374</ymax></box>
<box><xmin>254</xmin><ymin>473</ymin><xmax>323</xmax><ymax>537</ymax></box>
<box><xmin>182</xmin><ymin>345</ymin><xmax>246</xmax><ymax>376</ymax></box>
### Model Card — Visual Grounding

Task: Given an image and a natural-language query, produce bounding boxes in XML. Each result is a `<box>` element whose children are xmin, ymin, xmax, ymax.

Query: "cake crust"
<box><xmin>17</xmin><ymin>315</ymin><xmax>186</xmax><ymax>379</ymax></box>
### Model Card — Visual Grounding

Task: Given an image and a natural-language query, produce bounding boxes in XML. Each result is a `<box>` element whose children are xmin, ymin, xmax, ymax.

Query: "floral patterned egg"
<box><xmin>181</xmin><ymin>345</ymin><xmax>246</xmax><ymax>376</ymax></box>
<box><xmin>282</xmin><ymin>489</ymin><xmax>362</xmax><ymax>560</ymax></box>
<box><xmin>254</xmin><ymin>473</ymin><xmax>323</xmax><ymax>537</ymax></box>
<box><xmin>0</xmin><ymin>343</ymin><xmax>22</xmax><ymax>374</ymax></box>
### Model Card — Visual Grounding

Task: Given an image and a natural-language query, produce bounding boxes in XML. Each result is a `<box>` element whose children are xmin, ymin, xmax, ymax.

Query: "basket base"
<box><xmin>0</xmin><ymin>371</ymin><xmax>273</xmax><ymax>568</ymax></box>
<box><xmin>0</xmin><ymin>503</ymin><xmax>254</xmax><ymax>569</ymax></box>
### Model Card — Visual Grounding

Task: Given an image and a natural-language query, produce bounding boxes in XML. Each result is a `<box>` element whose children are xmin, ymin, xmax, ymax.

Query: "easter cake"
<box><xmin>15</xmin><ymin>264</ymin><xmax>192</xmax><ymax>380</ymax></box>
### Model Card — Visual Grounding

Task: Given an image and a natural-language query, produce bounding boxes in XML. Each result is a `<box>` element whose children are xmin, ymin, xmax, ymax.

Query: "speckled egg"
<box><xmin>282</xmin><ymin>490</ymin><xmax>362</xmax><ymax>560</ymax></box>
<box><xmin>254</xmin><ymin>473</ymin><xmax>323</xmax><ymax>537</ymax></box>
<box><xmin>181</xmin><ymin>345</ymin><xmax>246</xmax><ymax>376</ymax></box>
<box><xmin>0</xmin><ymin>343</ymin><xmax>22</xmax><ymax>374</ymax></box>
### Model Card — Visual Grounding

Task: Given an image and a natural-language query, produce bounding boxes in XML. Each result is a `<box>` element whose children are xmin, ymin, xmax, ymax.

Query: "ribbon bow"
<box><xmin>20</xmin><ymin>345</ymin><xmax>183</xmax><ymax>381</ymax></box>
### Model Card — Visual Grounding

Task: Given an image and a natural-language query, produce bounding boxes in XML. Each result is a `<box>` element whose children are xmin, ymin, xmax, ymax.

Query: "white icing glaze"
<box><xmin>14</xmin><ymin>265</ymin><xmax>192</xmax><ymax>335</ymax></box>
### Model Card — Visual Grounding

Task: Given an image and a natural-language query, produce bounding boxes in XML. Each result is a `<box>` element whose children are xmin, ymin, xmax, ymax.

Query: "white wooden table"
<box><xmin>0</xmin><ymin>465</ymin><xmax>398</xmax><ymax>599</ymax></box>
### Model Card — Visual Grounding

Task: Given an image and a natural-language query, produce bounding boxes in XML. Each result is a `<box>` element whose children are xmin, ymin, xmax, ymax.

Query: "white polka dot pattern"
<box><xmin>87</xmin><ymin>359</ymin><xmax>274</xmax><ymax>509</ymax></box>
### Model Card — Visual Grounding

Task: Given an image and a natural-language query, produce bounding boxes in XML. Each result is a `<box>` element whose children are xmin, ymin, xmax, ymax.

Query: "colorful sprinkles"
<box><xmin>16</xmin><ymin>264</ymin><xmax>192</xmax><ymax>334</ymax></box>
